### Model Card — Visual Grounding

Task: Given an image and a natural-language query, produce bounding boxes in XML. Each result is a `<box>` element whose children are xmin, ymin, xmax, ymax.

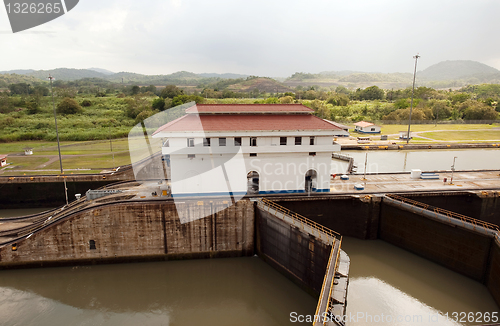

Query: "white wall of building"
<box><xmin>156</xmin><ymin>131</ymin><xmax>341</xmax><ymax>197</ymax></box>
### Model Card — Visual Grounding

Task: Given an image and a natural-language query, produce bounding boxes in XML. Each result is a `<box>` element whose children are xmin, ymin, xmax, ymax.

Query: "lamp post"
<box><xmin>406</xmin><ymin>54</ymin><xmax>420</xmax><ymax>144</ymax></box>
<box><xmin>450</xmin><ymin>156</ymin><xmax>457</xmax><ymax>185</ymax></box>
<box><xmin>48</xmin><ymin>75</ymin><xmax>69</xmax><ymax>206</ymax></box>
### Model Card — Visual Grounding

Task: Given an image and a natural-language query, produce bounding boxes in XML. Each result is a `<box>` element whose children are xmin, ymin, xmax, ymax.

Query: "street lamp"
<box><xmin>450</xmin><ymin>156</ymin><xmax>457</xmax><ymax>185</ymax></box>
<box><xmin>48</xmin><ymin>74</ymin><xmax>69</xmax><ymax>206</ymax></box>
<box><xmin>406</xmin><ymin>54</ymin><xmax>420</xmax><ymax>144</ymax></box>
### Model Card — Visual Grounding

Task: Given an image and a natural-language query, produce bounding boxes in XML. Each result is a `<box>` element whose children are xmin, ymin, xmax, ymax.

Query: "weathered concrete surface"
<box><xmin>380</xmin><ymin>199</ymin><xmax>493</xmax><ymax>282</ymax></box>
<box><xmin>0</xmin><ymin>199</ymin><xmax>254</xmax><ymax>268</ymax></box>
<box><xmin>404</xmin><ymin>191</ymin><xmax>500</xmax><ymax>225</ymax></box>
<box><xmin>274</xmin><ymin>196</ymin><xmax>381</xmax><ymax>240</ymax></box>
<box><xmin>256</xmin><ymin>206</ymin><xmax>331</xmax><ymax>297</ymax></box>
<box><xmin>331</xmin><ymin>171</ymin><xmax>500</xmax><ymax>195</ymax></box>
<box><xmin>487</xmin><ymin>239</ymin><xmax>500</xmax><ymax>307</ymax></box>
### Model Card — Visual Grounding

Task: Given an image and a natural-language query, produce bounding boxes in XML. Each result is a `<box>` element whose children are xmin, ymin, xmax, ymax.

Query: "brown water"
<box><xmin>0</xmin><ymin>210</ymin><xmax>498</xmax><ymax>326</ymax></box>
<box><xmin>342</xmin><ymin>237</ymin><xmax>499</xmax><ymax>326</ymax></box>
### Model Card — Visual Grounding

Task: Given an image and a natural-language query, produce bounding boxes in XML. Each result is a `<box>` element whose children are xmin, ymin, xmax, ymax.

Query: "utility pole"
<box><xmin>48</xmin><ymin>75</ymin><xmax>69</xmax><ymax>206</ymax></box>
<box><xmin>406</xmin><ymin>54</ymin><xmax>420</xmax><ymax>144</ymax></box>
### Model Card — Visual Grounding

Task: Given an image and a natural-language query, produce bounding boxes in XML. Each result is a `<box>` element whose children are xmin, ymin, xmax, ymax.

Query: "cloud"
<box><xmin>0</xmin><ymin>0</ymin><xmax>499</xmax><ymax>76</ymax></box>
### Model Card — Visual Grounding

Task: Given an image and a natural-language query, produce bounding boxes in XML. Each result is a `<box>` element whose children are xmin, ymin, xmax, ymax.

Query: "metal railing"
<box><xmin>258</xmin><ymin>198</ymin><xmax>341</xmax><ymax>242</ymax></box>
<box><xmin>386</xmin><ymin>194</ymin><xmax>500</xmax><ymax>239</ymax></box>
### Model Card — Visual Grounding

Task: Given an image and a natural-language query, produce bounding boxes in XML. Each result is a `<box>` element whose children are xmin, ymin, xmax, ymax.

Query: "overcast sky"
<box><xmin>1</xmin><ymin>0</ymin><xmax>499</xmax><ymax>77</ymax></box>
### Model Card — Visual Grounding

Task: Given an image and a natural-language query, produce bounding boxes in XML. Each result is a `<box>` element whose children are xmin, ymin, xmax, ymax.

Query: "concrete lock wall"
<box><xmin>0</xmin><ymin>200</ymin><xmax>254</xmax><ymax>268</ymax></box>
<box><xmin>379</xmin><ymin>201</ymin><xmax>493</xmax><ymax>282</ymax></box>
<box><xmin>487</xmin><ymin>239</ymin><xmax>500</xmax><ymax>307</ymax></box>
<box><xmin>404</xmin><ymin>192</ymin><xmax>500</xmax><ymax>226</ymax></box>
<box><xmin>255</xmin><ymin>206</ymin><xmax>331</xmax><ymax>297</ymax></box>
<box><xmin>274</xmin><ymin>196</ymin><xmax>382</xmax><ymax>240</ymax></box>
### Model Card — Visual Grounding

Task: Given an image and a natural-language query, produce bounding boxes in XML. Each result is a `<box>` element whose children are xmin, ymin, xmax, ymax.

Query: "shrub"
<box><xmin>57</xmin><ymin>97</ymin><xmax>83</xmax><ymax>115</ymax></box>
<box><xmin>81</xmin><ymin>99</ymin><xmax>92</xmax><ymax>107</ymax></box>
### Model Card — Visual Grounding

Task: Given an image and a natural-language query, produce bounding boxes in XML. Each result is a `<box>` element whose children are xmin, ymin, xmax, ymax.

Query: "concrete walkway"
<box><xmin>331</xmin><ymin>170</ymin><xmax>500</xmax><ymax>194</ymax></box>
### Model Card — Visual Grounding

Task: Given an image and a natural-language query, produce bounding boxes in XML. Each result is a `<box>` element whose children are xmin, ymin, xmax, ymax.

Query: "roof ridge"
<box><xmin>152</xmin><ymin>115</ymin><xmax>190</xmax><ymax>135</ymax></box>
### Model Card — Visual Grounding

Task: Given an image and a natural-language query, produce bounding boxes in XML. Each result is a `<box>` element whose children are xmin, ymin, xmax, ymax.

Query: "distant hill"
<box><xmin>88</xmin><ymin>67</ymin><xmax>115</xmax><ymax>75</ymax></box>
<box><xmin>0</xmin><ymin>69</ymin><xmax>36</xmax><ymax>75</ymax></box>
<box><xmin>198</xmin><ymin>72</ymin><xmax>248</xmax><ymax>79</ymax></box>
<box><xmin>3</xmin><ymin>60</ymin><xmax>500</xmax><ymax>90</ymax></box>
<box><xmin>419</xmin><ymin>60</ymin><xmax>500</xmax><ymax>81</ymax></box>
<box><xmin>226</xmin><ymin>77</ymin><xmax>291</xmax><ymax>93</ymax></box>
<box><xmin>0</xmin><ymin>73</ymin><xmax>44</xmax><ymax>88</ymax></box>
<box><xmin>28</xmin><ymin>68</ymin><xmax>108</xmax><ymax>81</ymax></box>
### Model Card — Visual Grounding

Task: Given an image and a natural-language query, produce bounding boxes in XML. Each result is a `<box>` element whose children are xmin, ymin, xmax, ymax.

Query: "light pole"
<box><xmin>450</xmin><ymin>156</ymin><xmax>457</xmax><ymax>185</ymax></box>
<box><xmin>48</xmin><ymin>75</ymin><xmax>69</xmax><ymax>206</ymax></box>
<box><xmin>406</xmin><ymin>54</ymin><xmax>420</xmax><ymax>144</ymax></box>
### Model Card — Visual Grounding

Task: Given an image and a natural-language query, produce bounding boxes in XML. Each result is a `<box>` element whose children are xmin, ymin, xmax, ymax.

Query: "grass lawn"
<box><xmin>0</xmin><ymin>138</ymin><xmax>130</xmax><ymax>155</ymax></box>
<box><xmin>1</xmin><ymin>170</ymin><xmax>104</xmax><ymax>176</ymax></box>
<box><xmin>44</xmin><ymin>151</ymin><xmax>131</xmax><ymax>170</ymax></box>
<box><xmin>372</xmin><ymin>123</ymin><xmax>500</xmax><ymax>135</ymax></box>
<box><xmin>1</xmin><ymin>156</ymin><xmax>50</xmax><ymax>170</ymax></box>
<box><xmin>419</xmin><ymin>130</ymin><xmax>500</xmax><ymax>141</ymax></box>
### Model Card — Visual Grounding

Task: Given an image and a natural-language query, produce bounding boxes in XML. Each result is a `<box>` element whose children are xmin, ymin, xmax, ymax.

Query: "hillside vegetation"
<box><xmin>0</xmin><ymin>77</ymin><xmax>499</xmax><ymax>143</ymax></box>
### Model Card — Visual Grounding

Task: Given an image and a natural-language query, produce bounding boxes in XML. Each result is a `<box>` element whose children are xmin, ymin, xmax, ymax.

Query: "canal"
<box><xmin>332</xmin><ymin>148</ymin><xmax>500</xmax><ymax>174</ymax></box>
<box><xmin>0</xmin><ymin>206</ymin><xmax>498</xmax><ymax>325</ymax></box>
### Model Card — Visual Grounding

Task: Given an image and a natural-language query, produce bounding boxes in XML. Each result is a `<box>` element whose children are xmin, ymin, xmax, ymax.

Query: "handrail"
<box><xmin>386</xmin><ymin>194</ymin><xmax>500</xmax><ymax>236</ymax></box>
<box><xmin>259</xmin><ymin>198</ymin><xmax>341</xmax><ymax>240</ymax></box>
<box><xmin>314</xmin><ymin>242</ymin><xmax>337</xmax><ymax>326</ymax></box>
<box><xmin>324</xmin><ymin>238</ymin><xmax>343</xmax><ymax>326</ymax></box>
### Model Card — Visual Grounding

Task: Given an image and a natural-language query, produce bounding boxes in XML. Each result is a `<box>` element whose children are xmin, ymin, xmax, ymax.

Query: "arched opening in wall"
<box><xmin>247</xmin><ymin>171</ymin><xmax>259</xmax><ymax>195</ymax></box>
<box><xmin>305</xmin><ymin>169</ymin><xmax>317</xmax><ymax>193</ymax></box>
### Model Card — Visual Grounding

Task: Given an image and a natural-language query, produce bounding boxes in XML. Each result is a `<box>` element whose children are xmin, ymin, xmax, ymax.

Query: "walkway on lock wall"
<box><xmin>257</xmin><ymin>198</ymin><xmax>349</xmax><ymax>326</ymax></box>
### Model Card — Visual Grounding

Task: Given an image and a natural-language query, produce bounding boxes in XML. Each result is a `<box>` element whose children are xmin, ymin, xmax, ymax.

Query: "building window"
<box><xmin>234</xmin><ymin>137</ymin><xmax>242</xmax><ymax>146</ymax></box>
<box><xmin>250</xmin><ymin>153</ymin><xmax>257</xmax><ymax>157</ymax></box>
<box><xmin>280</xmin><ymin>137</ymin><xmax>287</xmax><ymax>145</ymax></box>
<box><xmin>203</xmin><ymin>138</ymin><xmax>211</xmax><ymax>146</ymax></box>
<box><xmin>371</xmin><ymin>128</ymin><xmax>376</xmax><ymax>131</ymax></box>
<box><xmin>219</xmin><ymin>138</ymin><xmax>226</xmax><ymax>146</ymax></box>
<box><xmin>250</xmin><ymin>137</ymin><xmax>257</xmax><ymax>147</ymax></box>
<box><xmin>188</xmin><ymin>154</ymin><xmax>195</xmax><ymax>159</ymax></box>
<box><xmin>187</xmin><ymin>138</ymin><xmax>194</xmax><ymax>147</ymax></box>
<box><xmin>310</xmin><ymin>136</ymin><xmax>315</xmax><ymax>145</ymax></box>
<box><xmin>89</xmin><ymin>240</ymin><xmax>96</xmax><ymax>250</ymax></box>
<box><xmin>295</xmin><ymin>137</ymin><xmax>302</xmax><ymax>145</ymax></box>
<box><xmin>163</xmin><ymin>139</ymin><xmax>169</xmax><ymax>147</ymax></box>
<box><xmin>309</xmin><ymin>152</ymin><xmax>316</xmax><ymax>156</ymax></box>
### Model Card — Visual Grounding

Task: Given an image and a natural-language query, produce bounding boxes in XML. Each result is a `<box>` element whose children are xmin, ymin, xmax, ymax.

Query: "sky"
<box><xmin>1</xmin><ymin>0</ymin><xmax>500</xmax><ymax>77</ymax></box>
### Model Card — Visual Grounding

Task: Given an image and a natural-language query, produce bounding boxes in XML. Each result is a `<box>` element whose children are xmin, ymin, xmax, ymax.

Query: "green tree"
<box><xmin>130</xmin><ymin>85</ymin><xmax>140</xmax><ymax>95</ymax></box>
<box><xmin>279</xmin><ymin>96</ymin><xmax>294</xmax><ymax>104</ymax></box>
<box><xmin>33</xmin><ymin>85</ymin><xmax>49</xmax><ymax>96</ymax></box>
<box><xmin>160</xmin><ymin>85</ymin><xmax>183</xmax><ymax>99</ymax></box>
<box><xmin>171</xmin><ymin>95</ymin><xmax>204</xmax><ymax>107</ymax></box>
<box><xmin>57</xmin><ymin>97</ymin><xmax>83</xmax><ymax>115</ymax></box>
<box><xmin>125</xmin><ymin>95</ymin><xmax>152</xmax><ymax>119</ymax></box>
<box><xmin>151</xmin><ymin>98</ymin><xmax>165</xmax><ymax>111</ymax></box>
<box><xmin>8</xmin><ymin>83</ymin><xmax>32</xmax><ymax>95</ymax></box>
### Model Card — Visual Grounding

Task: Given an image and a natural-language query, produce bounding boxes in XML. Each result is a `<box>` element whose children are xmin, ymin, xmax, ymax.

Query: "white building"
<box><xmin>353</xmin><ymin>121</ymin><xmax>381</xmax><ymax>134</ymax></box>
<box><xmin>153</xmin><ymin>104</ymin><xmax>348</xmax><ymax>197</ymax></box>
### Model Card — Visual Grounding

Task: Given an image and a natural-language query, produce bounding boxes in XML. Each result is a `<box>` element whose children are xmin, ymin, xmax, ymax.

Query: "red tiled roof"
<box><xmin>153</xmin><ymin>114</ymin><xmax>342</xmax><ymax>134</ymax></box>
<box><xmin>0</xmin><ymin>154</ymin><xmax>7</xmax><ymax>160</ymax></box>
<box><xmin>185</xmin><ymin>103</ymin><xmax>313</xmax><ymax>114</ymax></box>
<box><xmin>353</xmin><ymin>121</ymin><xmax>376</xmax><ymax>128</ymax></box>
